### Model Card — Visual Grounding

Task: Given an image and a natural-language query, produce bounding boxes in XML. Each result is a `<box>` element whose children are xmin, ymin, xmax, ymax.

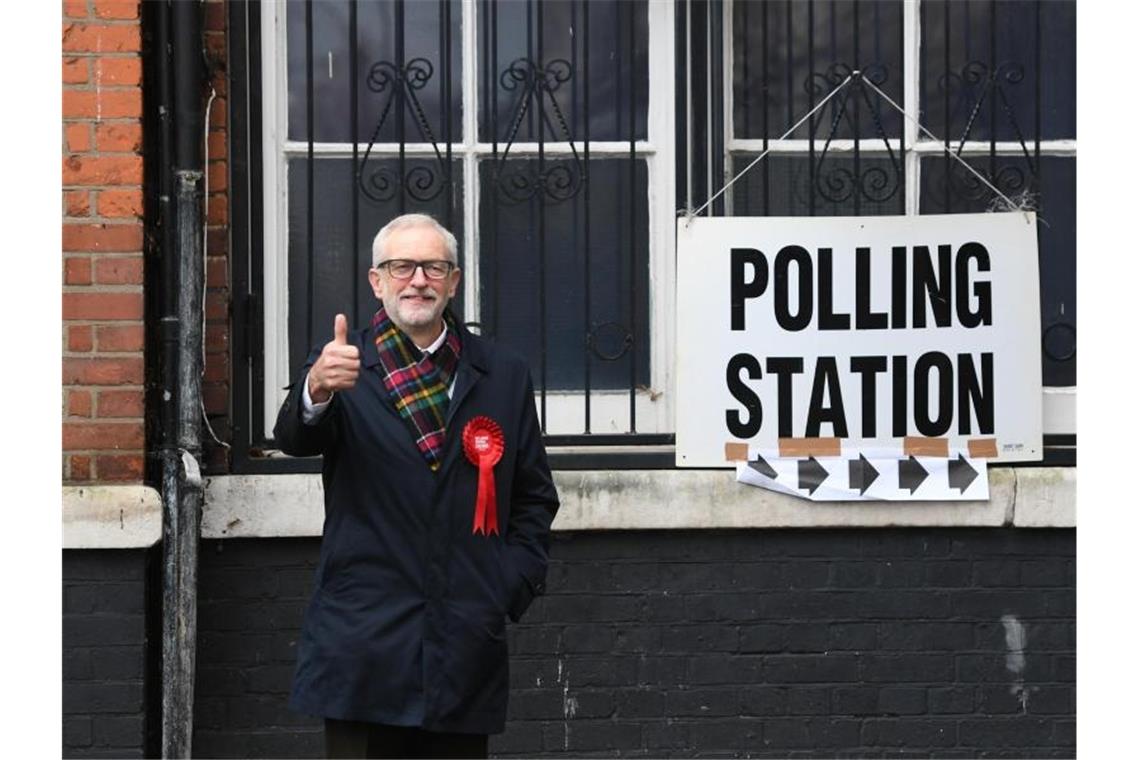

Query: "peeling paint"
<box><xmin>1001</xmin><ymin>614</ymin><xmax>1031</xmax><ymax>712</ymax></box>
<box><xmin>558</xmin><ymin>658</ymin><xmax>572</xmax><ymax>750</ymax></box>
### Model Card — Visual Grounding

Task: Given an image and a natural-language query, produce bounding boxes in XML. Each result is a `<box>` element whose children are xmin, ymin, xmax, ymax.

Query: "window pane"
<box><xmin>730</xmin><ymin>154</ymin><xmax>905</xmax><ymax>216</ymax></box>
<box><xmin>920</xmin><ymin>0</ymin><xmax>1075</xmax><ymax>142</ymax></box>
<box><xmin>286</xmin><ymin>157</ymin><xmax>465</xmax><ymax>375</ymax></box>
<box><xmin>920</xmin><ymin>155</ymin><xmax>1074</xmax><ymax>387</ymax></box>
<box><xmin>478</xmin><ymin>0</ymin><xmax>648</xmax><ymax>143</ymax></box>
<box><xmin>287</xmin><ymin>0</ymin><xmax>462</xmax><ymax>144</ymax></box>
<box><xmin>733</xmin><ymin>0</ymin><xmax>904</xmax><ymax>141</ymax></box>
<box><xmin>478</xmin><ymin>158</ymin><xmax>649</xmax><ymax>394</ymax></box>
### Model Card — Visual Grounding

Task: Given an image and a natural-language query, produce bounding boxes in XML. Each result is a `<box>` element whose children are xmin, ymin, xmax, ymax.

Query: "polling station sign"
<box><xmin>676</xmin><ymin>213</ymin><xmax>1042</xmax><ymax>466</ymax></box>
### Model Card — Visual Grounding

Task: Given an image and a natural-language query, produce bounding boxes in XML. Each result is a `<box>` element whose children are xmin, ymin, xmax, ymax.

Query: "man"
<box><xmin>274</xmin><ymin>213</ymin><xmax>560</xmax><ymax>759</ymax></box>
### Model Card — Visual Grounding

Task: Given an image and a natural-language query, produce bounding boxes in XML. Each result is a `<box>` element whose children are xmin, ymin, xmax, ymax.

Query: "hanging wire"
<box><xmin>684</xmin><ymin>73</ymin><xmax>855</xmax><ymax>222</ymax></box>
<box><xmin>858</xmin><ymin>75</ymin><xmax>1041</xmax><ymax>221</ymax></box>
<box><xmin>684</xmin><ymin>70</ymin><xmax>1044</xmax><ymax>225</ymax></box>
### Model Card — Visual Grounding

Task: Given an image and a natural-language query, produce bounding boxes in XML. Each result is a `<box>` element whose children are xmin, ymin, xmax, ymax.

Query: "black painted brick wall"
<box><xmin>193</xmin><ymin>529</ymin><xmax>1075</xmax><ymax>759</ymax></box>
<box><xmin>63</xmin><ymin>549</ymin><xmax>156</xmax><ymax>759</ymax></box>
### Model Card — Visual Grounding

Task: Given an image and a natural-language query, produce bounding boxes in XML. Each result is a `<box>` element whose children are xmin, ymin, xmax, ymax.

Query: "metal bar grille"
<box><xmin>350</xmin><ymin>0</ymin><xmax>359</xmax><ymax>322</ymax></box>
<box><xmin>304</xmin><ymin>0</ymin><xmax>314</xmax><ymax>351</ymax></box>
<box><xmin>273</xmin><ymin>0</ymin><xmax>656</xmax><ymax>445</ymax></box>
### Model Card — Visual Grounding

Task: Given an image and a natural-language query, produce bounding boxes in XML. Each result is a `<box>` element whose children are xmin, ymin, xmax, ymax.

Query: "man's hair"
<box><xmin>371</xmin><ymin>213</ymin><xmax>459</xmax><ymax>268</ymax></box>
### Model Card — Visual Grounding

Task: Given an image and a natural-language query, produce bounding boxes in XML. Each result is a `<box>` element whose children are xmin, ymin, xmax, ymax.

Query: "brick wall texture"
<box><xmin>62</xmin><ymin>0</ymin><xmax>147</xmax><ymax>484</ymax></box>
<box><xmin>193</xmin><ymin>529</ymin><xmax>1076</xmax><ymax>758</ymax></box>
<box><xmin>202</xmin><ymin>0</ymin><xmax>231</xmax><ymax>470</ymax></box>
<box><xmin>63</xmin><ymin>550</ymin><xmax>154</xmax><ymax>759</ymax></box>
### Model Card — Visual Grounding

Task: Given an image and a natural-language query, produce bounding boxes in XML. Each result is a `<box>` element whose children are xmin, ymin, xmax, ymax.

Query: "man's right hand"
<box><xmin>308</xmin><ymin>314</ymin><xmax>360</xmax><ymax>404</ymax></box>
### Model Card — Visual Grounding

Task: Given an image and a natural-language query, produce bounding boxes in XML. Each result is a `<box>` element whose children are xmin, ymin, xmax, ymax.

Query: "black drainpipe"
<box><xmin>140</xmin><ymin>0</ymin><xmax>171</xmax><ymax>754</ymax></box>
<box><xmin>146</xmin><ymin>1</ymin><xmax>206</xmax><ymax>756</ymax></box>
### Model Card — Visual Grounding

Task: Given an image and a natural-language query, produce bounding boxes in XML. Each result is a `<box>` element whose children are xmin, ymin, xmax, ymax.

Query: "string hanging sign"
<box><xmin>674</xmin><ymin>72</ymin><xmax>1044</xmax><ymax>499</ymax></box>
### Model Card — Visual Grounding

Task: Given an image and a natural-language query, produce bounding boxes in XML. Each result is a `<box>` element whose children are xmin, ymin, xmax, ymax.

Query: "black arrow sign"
<box><xmin>898</xmin><ymin>456</ymin><xmax>929</xmax><ymax>493</ymax></box>
<box><xmin>798</xmin><ymin>456</ymin><xmax>829</xmax><ymax>495</ymax></box>
<box><xmin>747</xmin><ymin>454</ymin><xmax>777</xmax><ymax>480</ymax></box>
<box><xmin>847</xmin><ymin>453</ymin><xmax>880</xmax><ymax>495</ymax></box>
<box><xmin>948</xmin><ymin>453</ymin><xmax>979</xmax><ymax>492</ymax></box>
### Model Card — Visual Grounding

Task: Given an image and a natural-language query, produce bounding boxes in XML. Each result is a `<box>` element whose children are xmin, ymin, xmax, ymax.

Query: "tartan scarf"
<box><xmin>371</xmin><ymin>306</ymin><xmax>462</xmax><ymax>471</ymax></box>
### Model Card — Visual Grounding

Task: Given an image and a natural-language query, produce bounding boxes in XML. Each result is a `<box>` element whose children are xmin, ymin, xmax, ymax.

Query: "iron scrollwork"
<box><xmin>493</xmin><ymin>58</ymin><xmax>585</xmax><ymax>205</ymax></box>
<box><xmin>919</xmin><ymin>158</ymin><xmax>1034</xmax><ymax>213</ymax></box>
<box><xmin>954</xmin><ymin>162</ymin><xmax>1028</xmax><ymax>205</ymax></box>
<box><xmin>941</xmin><ymin>60</ymin><xmax>1031</xmax><ymax>160</ymax></box>
<box><xmin>586</xmin><ymin>321</ymin><xmax>633</xmax><ymax>362</ymax></box>
<box><xmin>803</xmin><ymin>63</ymin><xmax>903</xmax><ymax>206</ymax></box>
<box><xmin>935</xmin><ymin>60</ymin><xmax>1037</xmax><ymax>199</ymax></box>
<box><xmin>358</xmin><ymin>57</ymin><xmax>451</xmax><ymax>204</ymax></box>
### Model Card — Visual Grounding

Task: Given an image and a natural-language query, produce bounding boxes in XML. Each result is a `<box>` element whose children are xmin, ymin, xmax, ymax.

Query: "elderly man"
<box><xmin>274</xmin><ymin>213</ymin><xmax>560</xmax><ymax>759</ymax></box>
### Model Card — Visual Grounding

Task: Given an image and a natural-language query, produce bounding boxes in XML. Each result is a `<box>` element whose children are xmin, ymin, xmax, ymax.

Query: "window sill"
<box><xmin>200</xmin><ymin>466</ymin><xmax>1074</xmax><ymax>538</ymax></box>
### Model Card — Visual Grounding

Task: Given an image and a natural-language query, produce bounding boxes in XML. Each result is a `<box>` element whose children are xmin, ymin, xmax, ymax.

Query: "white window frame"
<box><xmin>261</xmin><ymin>0</ymin><xmax>676</xmax><ymax>440</ymax></box>
<box><xmin>721</xmin><ymin>0</ymin><xmax>1075</xmax><ymax>436</ymax></box>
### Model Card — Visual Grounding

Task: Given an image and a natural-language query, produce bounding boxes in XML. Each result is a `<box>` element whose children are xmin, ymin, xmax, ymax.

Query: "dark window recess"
<box><xmin>921</xmin><ymin>156</ymin><xmax>1075</xmax><ymax>388</ymax></box>
<box><xmin>920</xmin><ymin>0</ymin><xmax>1076</xmax><ymax>142</ymax></box>
<box><xmin>286</xmin><ymin>156</ymin><xmax>465</xmax><ymax>375</ymax></box>
<box><xmin>733</xmin><ymin>0</ymin><xmax>905</xmax><ymax>141</ymax></box>
<box><xmin>286</xmin><ymin>0</ymin><xmax>463</xmax><ymax>144</ymax></box>
<box><xmin>478</xmin><ymin>158</ymin><xmax>650</xmax><ymax>393</ymax></box>
<box><xmin>479</xmin><ymin>0</ymin><xmax>649</xmax><ymax>143</ymax></box>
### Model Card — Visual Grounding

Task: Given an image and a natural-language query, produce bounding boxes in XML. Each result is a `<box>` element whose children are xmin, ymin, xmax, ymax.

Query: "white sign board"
<box><xmin>676</xmin><ymin>213</ymin><xmax>1042</xmax><ymax>466</ymax></box>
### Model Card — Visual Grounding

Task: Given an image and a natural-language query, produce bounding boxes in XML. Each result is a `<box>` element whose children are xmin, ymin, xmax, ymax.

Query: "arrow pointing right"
<box><xmin>898</xmin><ymin>456</ymin><xmax>929</xmax><ymax>493</ymax></box>
<box><xmin>847</xmin><ymin>453</ymin><xmax>880</xmax><ymax>495</ymax></box>
<box><xmin>798</xmin><ymin>456</ymin><xmax>829</xmax><ymax>495</ymax></box>
<box><xmin>948</xmin><ymin>453</ymin><xmax>979</xmax><ymax>492</ymax></box>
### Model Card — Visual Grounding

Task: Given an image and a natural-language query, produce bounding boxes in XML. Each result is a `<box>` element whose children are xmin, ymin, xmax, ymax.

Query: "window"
<box><xmin>260</xmin><ymin>0</ymin><xmax>676</xmax><ymax>442</ymax></box>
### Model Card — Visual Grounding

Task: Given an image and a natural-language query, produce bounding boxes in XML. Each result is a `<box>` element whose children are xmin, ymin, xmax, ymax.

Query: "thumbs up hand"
<box><xmin>308</xmin><ymin>314</ymin><xmax>361</xmax><ymax>403</ymax></box>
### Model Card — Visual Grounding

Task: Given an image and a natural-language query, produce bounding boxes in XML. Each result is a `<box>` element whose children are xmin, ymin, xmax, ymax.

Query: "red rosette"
<box><xmin>462</xmin><ymin>416</ymin><xmax>505</xmax><ymax>535</ymax></box>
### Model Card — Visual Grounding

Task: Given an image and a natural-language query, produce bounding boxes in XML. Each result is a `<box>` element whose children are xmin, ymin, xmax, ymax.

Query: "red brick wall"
<box><xmin>63</xmin><ymin>0</ymin><xmax>146</xmax><ymax>483</ymax></box>
<box><xmin>203</xmin><ymin>0</ymin><xmax>232</xmax><ymax>471</ymax></box>
<box><xmin>62</xmin><ymin>0</ymin><xmax>235</xmax><ymax>482</ymax></box>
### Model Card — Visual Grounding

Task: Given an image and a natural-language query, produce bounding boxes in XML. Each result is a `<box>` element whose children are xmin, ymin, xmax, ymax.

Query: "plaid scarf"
<box><xmin>371</xmin><ymin>306</ymin><xmax>462</xmax><ymax>471</ymax></box>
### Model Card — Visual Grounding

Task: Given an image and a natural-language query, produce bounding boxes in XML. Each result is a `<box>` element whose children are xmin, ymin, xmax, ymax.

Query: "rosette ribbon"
<box><xmin>462</xmin><ymin>416</ymin><xmax>504</xmax><ymax>535</ymax></box>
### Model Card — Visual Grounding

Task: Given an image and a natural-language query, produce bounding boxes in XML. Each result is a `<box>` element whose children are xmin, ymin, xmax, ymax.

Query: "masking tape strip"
<box><xmin>904</xmin><ymin>437</ymin><xmax>949</xmax><ymax>458</ymax></box>
<box><xmin>967</xmin><ymin>438</ymin><xmax>999</xmax><ymax>458</ymax></box>
<box><xmin>778</xmin><ymin>437</ymin><xmax>842</xmax><ymax>457</ymax></box>
<box><xmin>724</xmin><ymin>442</ymin><xmax>749</xmax><ymax>462</ymax></box>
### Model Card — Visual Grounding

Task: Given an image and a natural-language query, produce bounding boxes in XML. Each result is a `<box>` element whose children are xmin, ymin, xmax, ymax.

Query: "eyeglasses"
<box><xmin>375</xmin><ymin>259</ymin><xmax>456</xmax><ymax>280</ymax></box>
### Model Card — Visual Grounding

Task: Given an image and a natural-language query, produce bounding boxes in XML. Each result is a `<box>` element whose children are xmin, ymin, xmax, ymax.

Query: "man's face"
<box><xmin>368</xmin><ymin>224</ymin><xmax>461</xmax><ymax>337</ymax></box>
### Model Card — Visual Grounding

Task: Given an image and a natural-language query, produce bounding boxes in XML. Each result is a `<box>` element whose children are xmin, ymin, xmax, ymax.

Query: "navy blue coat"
<box><xmin>273</xmin><ymin>321</ymin><xmax>559</xmax><ymax>734</ymax></box>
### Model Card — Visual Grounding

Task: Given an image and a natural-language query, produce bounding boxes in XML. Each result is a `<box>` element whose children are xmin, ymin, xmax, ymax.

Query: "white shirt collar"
<box><xmin>417</xmin><ymin>322</ymin><xmax>449</xmax><ymax>355</ymax></box>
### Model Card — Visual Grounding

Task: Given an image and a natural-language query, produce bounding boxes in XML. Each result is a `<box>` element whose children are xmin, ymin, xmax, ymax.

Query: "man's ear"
<box><xmin>447</xmin><ymin>268</ymin><xmax>462</xmax><ymax>299</ymax></box>
<box><xmin>368</xmin><ymin>268</ymin><xmax>384</xmax><ymax>299</ymax></box>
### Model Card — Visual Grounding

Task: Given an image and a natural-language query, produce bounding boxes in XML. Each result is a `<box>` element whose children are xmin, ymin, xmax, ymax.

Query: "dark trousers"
<box><xmin>324</xmin><ymin>718</ymin><xmax>489</xmax><ymax>759</ymax></box>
